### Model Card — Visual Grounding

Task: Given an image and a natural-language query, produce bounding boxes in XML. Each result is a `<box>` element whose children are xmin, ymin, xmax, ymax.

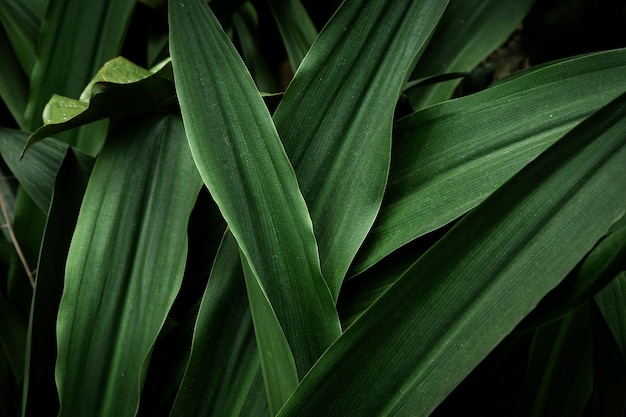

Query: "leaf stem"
<box><xmin>0</xmin><ymin>190</ymin><xmax>35</xmax><ymax>288</ymax></box>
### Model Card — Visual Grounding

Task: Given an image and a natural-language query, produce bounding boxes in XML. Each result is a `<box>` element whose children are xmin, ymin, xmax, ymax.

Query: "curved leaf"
<box><xmin>169</xmin><ymin>0</ymin><xmax>340</xmax><ymax>390</ymax></box>
<box><xmin>354</xmin><ymin>48</ymin><xmax>626</xmax><ymax>274</ymax></box>
<box><xmin>55</xmin><ymin>114</ymin><xmax>202</xmax><ymax>416</ymax></box>
<box><xmin>21</xmin><ymin>58</ymin><xmax>177</xmax><ymax>157</ymax></box>
<box><xmin>407</xmin><ymin>0</ymin><xmax>535</xmax><ymax>110</ymax></box>
<box><xmin>277</xmin><ymin>91</ymin><xmax>626</xmax><ymax>417</ymax></box>
<box><xmin>273</xmin><ymin>0</ymin><xmax>450</xmax><ymax>298</ymax></box>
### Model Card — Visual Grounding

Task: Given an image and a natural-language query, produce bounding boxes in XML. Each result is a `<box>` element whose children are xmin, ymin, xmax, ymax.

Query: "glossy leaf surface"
<box><xmin>55</xmin><ymin>114</ymin><xmax>202</xmax><ymax>416</ymax></box>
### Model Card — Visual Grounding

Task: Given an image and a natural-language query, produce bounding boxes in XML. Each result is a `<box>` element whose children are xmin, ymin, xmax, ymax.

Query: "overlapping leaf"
<box><xmin>24</xmin><ymin>0</ymin><xmax>136</xmax><ymax>154</ymax></box>
<box><xmin>277</xmin><ymin>91</ymin><xmax>626</xmax><ymax>417</ymax></box>
<box><xmin>353</xmin><ymin>48</ymin><xmax>626</xmax><ymax>274</ymax></box>
<box><xmin>407</xmin><ymin>0</ymin><xmax>535</xmax><ymax>110</ymax></box>
<box><xmin>170</xmin><ymin>1</ymin><xmax>340</xmax><ymax>408</ymax></box>
<box><xmin>273</xmin><ymin>0</ymin><xmax>450</xmax><ymax>298</ymax></box>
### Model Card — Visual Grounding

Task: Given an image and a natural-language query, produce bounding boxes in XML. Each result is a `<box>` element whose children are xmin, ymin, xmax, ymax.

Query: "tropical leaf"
<box><xmin>169</xmin><ymin>0</ymin><xmax>341</xmax><ymax>398</ymax></box>
<box><xmin>353</xmin><ymin>48</ymin><xmax>626</xmax><ymax>274</ymax></box>
<box><xmin>55</xmin><ymin>114</ymin><xmax>202</xmax><ymax>416</ymax></box>
<box><xmin>21</xmin><ymin>58</ymin><xmax>177</xmax><ymax>157</ymax></box>
<box><xmin>277</xmin><ymin>91</ymin><xmax>626</xmax><ymax>417</ymax></box>
<box><xmin>273</xmin><ymin>0</ymin><xmax>450</xmax><ymax>299</ymax></box>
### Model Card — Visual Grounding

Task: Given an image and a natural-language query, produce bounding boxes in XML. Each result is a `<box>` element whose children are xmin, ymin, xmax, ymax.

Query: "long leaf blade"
<box><xmin>169</xmin><ymin>0</ymin><xmax>340</xmax><ymax>385</ymax></box>
<box><xmin>278</xmin><ymin>90</ymin><xmax>626</xmax><ymax>417</ymax></box>
<box><xmin>55</xmin><ymin>114</ymin><xmax>202</xmax><ymax>416</ymax></box>
<box><xmin>354</xmin><ymin>49</ymin><xmax>626</xmax><ymax>273</ymax></box>
<box><xmin>273</xmin><ymin>0</ymin><xmax>450</xmax><ymax>298</ymax></box>
<box><xmin>24</xmin><ymin>0</ymin><xmax>135</xmax><ymax>154</ymax></box>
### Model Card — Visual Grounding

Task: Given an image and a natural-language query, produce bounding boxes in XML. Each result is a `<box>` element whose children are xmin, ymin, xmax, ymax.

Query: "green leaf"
<box><xmin>21</xmin><ymin>58</ymin><xmax>177</xmax><ymax>157</ymax></box>
<box><xmin>407</xmin><ymin>0</ymin><xmax>535</xmax><ymax>110</ymax></box>
<box><xmin>55</xmin><ymin>114</ymin><xmax>202</xmax><ymax>416</ymax></box>
<box><xmin>0</xmin><ymin>25</ymin><xmax>29</xmax><ymax>128</ymax></box>
<box><xmin>590</xmin><ymin>301</ymin><xmax>626</xmax><ymax>417</ymax></box>
<box><xmin>22</xmin><ymin>148</ymin><xmax>89</xmax><ymax>417</ymax></box>
<box><xmin>0</xmin><ymin>0</ymin><xmax>42</xmax><ymax>74</ymax></box>
<box><xmin>267</xmin><ymin>0</ymin><xmax>317</xmax><ymax>72</ymax></box>
<box><xmin>277</xmin><ymin>91</ymin><xmax>626</xmax><ymax>417</ymax></box>
<box><xmin>232</xmin><ymin>3</ymin><xmax>279</xmax><ymax>92</ymax></box>
<box><xmin>170</xmin><ymin>233</ymin><xmax>269</xmax><ymax>416</ymax></box>
<box><xmin>595</xmin><ymin>272</ymin><xmax>626</xmax><ymax>357</ymax></box>
<box><xmin>0</xmin><ymin>129</ymin><xmax>68</xmax><ymax>213</ymax></box>
<box><xmin>0</xmin><ymin>294</ymin><xmax>27</xmax><ymax>385</ymax></box>
<box><xmin>273</xmin><ymin>0</ymin><xmax>450</xmax><ymax>299</ymax></box>
<box><xmin>169</xmin><ymin>0</ymin><xmax>340</xmax><ymax>389</ymax></box>
<box><xmin>24</xmin><ymin>0</ymin><xmax>136</xmax><ymax>154</ymax></box>
<box><xmin>353</xmin><ymin>48</ymin><xmax>626</xmax><ymax>274</ymax></box>
<box><xmin>521</xmin><ymin>221</ymin><xmax>626</xmax><ymax>329</ymax></box>
<box><xmin>517</xmin><ymin>305</ymin><xmax>593</xmax><ymax>417</ymax></box>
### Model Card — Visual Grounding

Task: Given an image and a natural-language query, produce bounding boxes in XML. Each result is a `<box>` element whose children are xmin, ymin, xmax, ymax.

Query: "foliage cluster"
<box><xmin>1</xmin><ymin>0</ymin><xmax>625</xmax><ymax>416</ymax></box>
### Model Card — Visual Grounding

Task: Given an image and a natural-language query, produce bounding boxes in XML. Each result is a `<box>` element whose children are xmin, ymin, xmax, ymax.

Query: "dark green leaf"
<box><xmin>0</xmin><ymin>129</ymin><xmax>67</xmax><ymax>213</ymax></box>
<box><xmin>595</xmin><ymin>272</ymin><xmax>626</xmax><ymax>357</ymax></box>
<box><xmin>170</xmin><ymin>233</ymin><xmax>268</xmax><ymax>417</ymax></box>
<box><xmin>354</xmin><ymin>49</ymin><xmax>626</xmax><ymax>274</ymax></box>
<box><xmin>277</xmin><ymin>90</ymin><xmax>626</xmax><ymax>417</ymax></box>
<box><xmin>516</xmin><ymin>305</ymin><xmax>593</xmax><ymax>417</ymax></box>
<box><xmin>22</xmin><ymin>148</ymin><xmax>89</xmax><ymax>417</ymax></box>
<box><xmin>407</xmin><ymin>0</ymin><xmax>535</xmax><ymax>110</ymax></box>
<box><xmin>0</xmin><ymin>25</ymin><xmax>29</xmax><ymax>128</ymax></box>
<box><xmin>267</xmin><ymin>0</ymin><xmax>317</xmax><ymax>72</ymax></box>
